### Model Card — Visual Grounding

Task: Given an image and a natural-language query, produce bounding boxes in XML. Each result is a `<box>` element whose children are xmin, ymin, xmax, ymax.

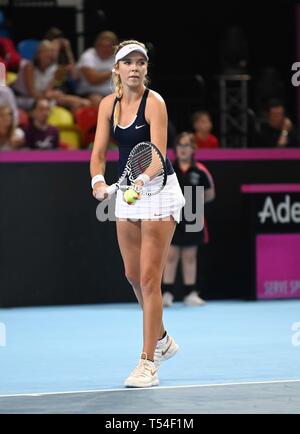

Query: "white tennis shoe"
<box><xmin>124</xmin><ymin>355</ymin><xmax>159</xmax><ymax>388</ymax></box>
<box><xmin>183</xmin><ymin>291</ymin><xmax>206</xmax><ymax>306</ymax></box>
<box><xmin>162</xmin><ymin>291</ymin><xmax>174</xmax><ymax>307</ymax></box>
<box><xmin>154</xmin><ymin>334</ymin><xmax>179</xmax><ymax>367</ymax></box>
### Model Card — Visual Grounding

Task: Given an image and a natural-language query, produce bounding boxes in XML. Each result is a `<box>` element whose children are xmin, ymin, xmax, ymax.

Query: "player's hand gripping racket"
<box><xmin>105</xmin><ymin>141</ymin><xmax>167</xmax><ymax>200</ymax></box>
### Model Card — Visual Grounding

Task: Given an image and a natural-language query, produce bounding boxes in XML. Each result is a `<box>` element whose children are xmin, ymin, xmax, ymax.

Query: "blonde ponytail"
<box><xmin>112</xmin><ymin>72</ymin><xmax>123</xmax><ymax>131</ymax></box>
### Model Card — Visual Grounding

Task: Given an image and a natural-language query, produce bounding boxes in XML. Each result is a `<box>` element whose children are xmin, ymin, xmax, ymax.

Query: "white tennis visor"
<box><xmin>115</xmin><ymin>44</ymin><xmax>149</xmax><ymax>63</ymax></box>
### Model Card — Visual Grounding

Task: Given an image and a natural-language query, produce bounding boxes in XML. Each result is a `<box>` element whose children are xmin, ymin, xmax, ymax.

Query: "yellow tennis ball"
<box><xmin>123</xmin><ymin>188</ymin><xmax>139</xmax><ymax>204</ymax></box>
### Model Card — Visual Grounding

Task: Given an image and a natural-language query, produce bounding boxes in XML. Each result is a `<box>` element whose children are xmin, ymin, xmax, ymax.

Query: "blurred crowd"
<box><xmin>0</xmin><ymin>18</ymin><xmax>299</xmax><ymax>151</ymax></box>
<box><xmin>0</xmin><ymin>27</ymin><xmax>120</xmax><ymax>151</ymax></box>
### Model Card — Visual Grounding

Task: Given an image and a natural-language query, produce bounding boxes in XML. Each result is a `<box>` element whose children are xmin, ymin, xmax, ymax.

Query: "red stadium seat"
<box><xmin>74</xmin><ymin>107</ymin><xmax>98</xmax><ymax>148</ymax></box>
<box><xmin>18</xmin><ymin>108</ymin><xmax>29</xmax><ymax>128</ymax></box>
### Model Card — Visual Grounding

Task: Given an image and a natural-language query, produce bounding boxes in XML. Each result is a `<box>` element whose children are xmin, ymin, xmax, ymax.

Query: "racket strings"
<box><xmin>130</xmin><ymin>146</ymin><xmax>164</xmax><ymax>183</ymax></box>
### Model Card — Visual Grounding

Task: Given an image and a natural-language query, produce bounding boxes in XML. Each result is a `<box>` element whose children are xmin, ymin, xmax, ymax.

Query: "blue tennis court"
<box><xmin>0</xmin><ymin>300</ymin><xmax>299</xmax><ymax>413</ymax></box>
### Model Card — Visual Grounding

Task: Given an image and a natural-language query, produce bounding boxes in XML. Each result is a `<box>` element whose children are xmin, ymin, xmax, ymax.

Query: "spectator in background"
<box><xmin>254</xmin><ymin>99</ymin><xmax>298</xmax><ymax>148</ymax></box>
<box><xmin>44</xmin><ymin>27</ymin><xmax>78</xmax><ymax>94</ymax></box>
<box><xmin>76</xmin><ymin>31</ymin><xmax>118</xmax><ymax>106</ymax></box>
<box><xmin>44</xmin><ymin>27</ymin><xmax>75</xmax><ymax>67</ymax></box>
<box><xmin>0</xmin><ymin>105</ymin><xmax>25</xmax><ymax>150</ymax></box>
<box><xmin>23</xmin><ymin>97</ymin><xmax>59</xmax><ymax>150</ymax></box>
<box><xmin>0</xmin><ymin>85</ymin><xmax>19</xmax><ymax>125</ymax></box>
<box><xmin>192</xmin><ymin>111</ymin><xmax>219</xmax><ymax>149</ymax></box>
<box><xmin>162</xmin><ymin>132</ymin><xmax>215</xmax><ymax>307</ymax></box>
<box><xmin>12</xmin><ymin>40</ymin><xmax>89</xmax><ymax>112</ymax></box>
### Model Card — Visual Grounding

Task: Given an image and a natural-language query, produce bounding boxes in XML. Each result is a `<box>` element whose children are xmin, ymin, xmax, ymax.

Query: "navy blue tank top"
<box><xmin>110</xmin><ymin>88</ymin><xmax>174</xmax><ymax>177</ymax></box>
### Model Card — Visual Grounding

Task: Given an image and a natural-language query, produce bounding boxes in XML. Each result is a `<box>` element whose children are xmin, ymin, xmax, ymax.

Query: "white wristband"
<box><xmin>136</xmin><ymin>174</ymin><xmax>150</xmax><ymax>185</ymax></box>
<box><xmin>91</xmin><ymin>174</ymin><xmax>105</xmax><ymax>189</ymax></box>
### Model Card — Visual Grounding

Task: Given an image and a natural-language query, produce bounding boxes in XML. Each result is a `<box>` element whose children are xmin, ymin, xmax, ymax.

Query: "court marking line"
<box><xmin>0</xmin><ymin>379</ymin><xmax>300</xmax><ymax>399</ymax></box>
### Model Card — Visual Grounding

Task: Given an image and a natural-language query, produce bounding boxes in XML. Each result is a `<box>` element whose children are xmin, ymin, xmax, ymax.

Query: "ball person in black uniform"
<box><xmin>90</xmin><ymin>40</ymin><xmax>185</xmax><ymax>388</ymax></box>
<box><xmin>162</xmin><ymin>132</ymin><xmax>215</xmax><ymax>307</ymax></box>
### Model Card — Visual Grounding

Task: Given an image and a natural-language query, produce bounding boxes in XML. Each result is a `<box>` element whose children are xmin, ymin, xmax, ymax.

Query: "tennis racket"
<box><xmin>105</xmin><ymin>141</ymin><xmax>167</xmax><ymax>198</ymax></box>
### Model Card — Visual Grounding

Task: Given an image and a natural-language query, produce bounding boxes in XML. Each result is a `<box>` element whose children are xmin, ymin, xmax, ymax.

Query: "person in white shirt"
<box><xmin>76</xmin><ymin>31</ymin><xmax>118</xmax><ymax>106</ymax></box>
<box><xmin>13</xmin><ymin>40</ymin><xmax>89</xmax><ymax>112</ymax></box>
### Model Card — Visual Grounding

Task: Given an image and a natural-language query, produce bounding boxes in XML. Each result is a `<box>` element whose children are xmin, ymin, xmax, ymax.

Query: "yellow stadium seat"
<box><xmin>6</xmin><ymin>71</ymin><xmax>17</xmax><ymax>85</ymax></box>
<box><xmin>59</xmin><ymin>126</ymin><xmax>82</xmax><ymax>150</ymax></box>
<box><xmin>48</xmin><ymin>105</ymin><xmax>74</xmax><ymax>128</ymax></box>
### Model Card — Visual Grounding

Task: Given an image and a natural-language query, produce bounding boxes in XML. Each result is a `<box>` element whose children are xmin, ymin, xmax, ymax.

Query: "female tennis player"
<box><xmin>90</xmin><ymin>40</ymin><xmax>185</xmax><ymax>388</ymax></box>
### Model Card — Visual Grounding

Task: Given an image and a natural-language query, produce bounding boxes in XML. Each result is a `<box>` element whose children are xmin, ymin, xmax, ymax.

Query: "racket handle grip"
<box><xmin>106</xmin><ymin>184</ymin><xmax>117</xmax><ymax>196</ymax></box>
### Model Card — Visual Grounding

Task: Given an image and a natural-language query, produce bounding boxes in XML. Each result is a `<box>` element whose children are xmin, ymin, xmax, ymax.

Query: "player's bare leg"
<box><xmin>116</xmin><ymin>218</ymin><xmax>166</xmax><ymax>338</ymax></box>
<box><xmin>140</xmin><ymin>218</ymin><xmax>176</xmax><ymax>360</ymax></box>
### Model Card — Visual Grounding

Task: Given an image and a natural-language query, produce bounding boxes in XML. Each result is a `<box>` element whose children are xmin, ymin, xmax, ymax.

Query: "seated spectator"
<box><xmin>0</xmin><ymin>37</ymin><xmax>20</xmax><ymax>72</ymax></box>
<box><xmin>23</xmin><ymin>97</ymin><xmax>59</xmax><ymax>150</ymax></box>
<box><xmin>0</xmin><ymin>105</ymin><xmax>25</xmax><ymax>150</ymax></box>
<box><xmin>76</xmin><ymin>31</ymin><xmax>118</xmax><ymax>106</ymax></box>
<box><xmin>254</xmin><ymin>99</ymin><xmax>298</xmax><ymax>148</ymax></box>
<box><xmin>0</xmin><ymin>85</ymin><xmax>19</xmax><ymax>125</ymax></box>
<box><xmin>192</xmin><ymin>111</ymin><xmax>219</xmax><ymax>148</ymax></box>
<box><xmin>44</xmin><ymin>27</ymin><xmax>78</xmax><ymax>94</ymax></box>
<box><xmin>12</xmin><ymin>40</ymin><xmax>89</xmax><ymax>112</ymax></box>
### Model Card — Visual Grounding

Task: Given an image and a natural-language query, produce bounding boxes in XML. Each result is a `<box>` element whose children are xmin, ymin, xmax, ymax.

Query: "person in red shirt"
<box><xmin>192</xmin><ymin>110</ymin><xmax>219</xmax><ymax>149</ymax></box>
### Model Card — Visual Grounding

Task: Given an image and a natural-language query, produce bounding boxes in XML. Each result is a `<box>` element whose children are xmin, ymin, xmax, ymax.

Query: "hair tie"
<box><xmin>116</xmin><ymin>96</ymin><xmax>122</xmax><ymax>102</ymax></box>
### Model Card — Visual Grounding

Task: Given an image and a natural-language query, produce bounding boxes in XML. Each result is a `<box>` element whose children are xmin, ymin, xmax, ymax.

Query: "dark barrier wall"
<box><xmin>1</xmin><ymin>150</ymin><xmax>300</xmax><ymax>307</ymax></box>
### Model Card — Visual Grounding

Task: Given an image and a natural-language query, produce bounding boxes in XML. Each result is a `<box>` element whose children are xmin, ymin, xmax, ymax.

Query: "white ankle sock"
<box><xmin>157</xmin><ymin>334</ymin><xmax>168</xmax><ymax>347</ymax></box>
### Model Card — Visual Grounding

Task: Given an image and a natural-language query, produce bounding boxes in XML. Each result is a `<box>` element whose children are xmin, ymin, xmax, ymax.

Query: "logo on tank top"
<box><xmin>189</xmin><ymin>172</ymin><xmax>201</xmax><ymax>185</ymax></box>
<box><xmin>135</xmin><ymin>124</ymin><xmax>146</xmax><ymax>129</ymax></box>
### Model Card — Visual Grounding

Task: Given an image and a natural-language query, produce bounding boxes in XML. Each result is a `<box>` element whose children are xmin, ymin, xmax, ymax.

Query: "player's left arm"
<box><xmin>196</xmin><ymin>162</ymin><xmax>216</xmax><ymax>203</ymax></box>
<box><xmin>205</xmin><ymin>186</ymin><xmax>215</xmax><ymax>203</ymax></box>
<box><xmin>204</xmin><ymin>173</ymin><xmax>215</xmax><ymax>203</ymax></box>
<box><xmin>146</xmin><ymin>90</ymin><xmax>168</xmax><ymax>158</ymax></box>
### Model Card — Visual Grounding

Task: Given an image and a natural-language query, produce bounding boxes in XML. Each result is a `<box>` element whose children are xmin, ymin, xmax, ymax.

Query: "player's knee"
<box><xmin>125</xmin><ymin>270</ymin><xmax>140</xmax><ymax>288</ymax></box>
<box><xmin>140</xmin><ymin>272</ymin><xmax>160</xmax><ymax>296</ymax></box>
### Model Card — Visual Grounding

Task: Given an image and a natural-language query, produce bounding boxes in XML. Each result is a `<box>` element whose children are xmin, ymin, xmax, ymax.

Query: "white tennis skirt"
<box><xmin>115</xmin><ymin>173</ymin><xmax>186</xmax><ymax>223</ymax></box>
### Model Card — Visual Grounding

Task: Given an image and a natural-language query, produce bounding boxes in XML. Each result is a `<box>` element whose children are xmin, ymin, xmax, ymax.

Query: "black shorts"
<box><xmin>171</xmin><ymin>220</ymin><xmax>204</xmax><ymax>247</ymax></box>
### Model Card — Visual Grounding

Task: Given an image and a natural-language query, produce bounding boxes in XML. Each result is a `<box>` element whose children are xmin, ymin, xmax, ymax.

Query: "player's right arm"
<box><xmin>90</xmin><ymin>94</ymin><xmax>115</xmax><ymax>200</ymax></box>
